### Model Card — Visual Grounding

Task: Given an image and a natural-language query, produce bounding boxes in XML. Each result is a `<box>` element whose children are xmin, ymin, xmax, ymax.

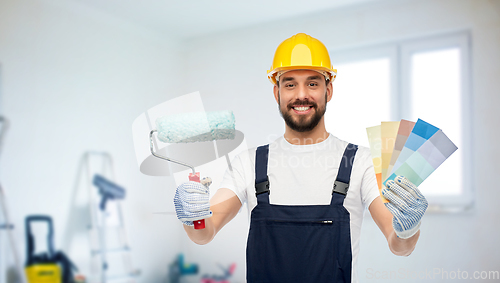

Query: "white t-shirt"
<box><xmin>220</xmin><ymin>134</ymin><xmax>380</xmax><ymax>283</ymax></box>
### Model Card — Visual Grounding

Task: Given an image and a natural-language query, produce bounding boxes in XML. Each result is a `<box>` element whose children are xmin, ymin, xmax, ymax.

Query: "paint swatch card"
<box><xmin>381</xmin><ymin>121</ymin><xmax>400</xmax><ymax>182</ymax></box>
<box><xmin>366</xmin><ymin>118</ymin><xmax>457</xmax><ymax>198</ymax></box>
<box><xmin>387</xmin><ymin>119</ymin><xmax>415</xmax><ymax>177</ymax></box>
<box><xmin>390</xmin><ymin>119</ymin><xmax>439</xmax><ymax>175</ymax></box>
<box><xmin>384</xmin><ymin>129</ymin><xmax>458</xmax><ymax>186</ymax></box>
<box><xmin>366</xmin><ymin>125</ymin><xmax>383</xmax><ymax>198</ymax></box>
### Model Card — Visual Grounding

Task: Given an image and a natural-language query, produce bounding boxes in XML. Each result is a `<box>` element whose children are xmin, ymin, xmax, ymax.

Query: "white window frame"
<box><xmin>328</xmin><ymin>31</ymin><xmax>473</xmax><ymax>212</ymax></box>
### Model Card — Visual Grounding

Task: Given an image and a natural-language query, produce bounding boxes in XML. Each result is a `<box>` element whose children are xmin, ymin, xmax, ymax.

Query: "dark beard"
<box><xmin>278</xmin><ymin>92</ymin><xmax>327</xmax><ymax>133</ymax></box>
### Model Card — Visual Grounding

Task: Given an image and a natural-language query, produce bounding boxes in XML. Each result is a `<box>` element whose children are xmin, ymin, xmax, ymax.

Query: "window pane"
<box><xmin>326</xmin><ymin>58</ymin><xmax>392</xmax><ymax>147</ymax></box>
<box><xmin>410</xmin><ymin>48</ymin><xmax>462</xmax><ymax>196</ymax></box>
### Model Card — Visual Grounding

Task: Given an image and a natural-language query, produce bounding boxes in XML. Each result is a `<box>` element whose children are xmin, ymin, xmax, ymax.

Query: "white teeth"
<box><xmin>293</xmin><ymin>106</ymin><xmax>310</xmax><ymax>111</ymax></box>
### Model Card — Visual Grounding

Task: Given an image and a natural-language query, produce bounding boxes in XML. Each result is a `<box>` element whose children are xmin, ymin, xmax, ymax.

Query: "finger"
<box><xmin>182</xmin><ymin>182</ymin><xmax>210</xmax><ymax>194</ymax></box>
<box><xmin>382</xmin><ymin>186</ymin><xmax>410</xmax><ymax>212</ymax></box>
<box><xmin>395</xmin><ymin>176</ymin><xmax>425</xmax><ymax>200</ymax></box>
<box><xmin>175</xmin><ymin>193</ymin><xmax>209</xmax><ymax>209</ymax></box>
<box><xmin>179</xmin><ymin>211</ymin><xmax>212</xmax><ymax>222</ymax></box>
<box><xmin>384</xmin><ymin>202</ymin><xmax>405</xmax><ymax>231</ymax></box>
<box><xmin>384</xmin><ymin>202</ymin><xmax>403</xmax><ymax>218</ymax></box>
<box><xmin>177</xmin><ymin>189</ymin><xmax>207</xmax><ymax>202</ymax></box>
<box><xmin>386</xmin><ymin>180</ymin><xmax>417</xmax><ymax>206</ymax></box>
<box><xmin>382</xmin><ymin>183</ymin><xmax>403</xmax><ymax>203</ymax></box>
<box><xmin>201</xmin><ymin>177</ymin><xmax>212</xmax><ymax>187</ymax></box>
<box><xmin>181</xmin><ymin>193</ymin><xmax>209</xmax><ymax>204</ymax></box>
<box><xmin>183</xmin><ymin>201</ymin><xmax>211</xmax><ymax>213</ymax></box>
<box><xmin>386</xmin><ymin>202</ymin><xmax>418</xmax><ymax>231</ymax></box>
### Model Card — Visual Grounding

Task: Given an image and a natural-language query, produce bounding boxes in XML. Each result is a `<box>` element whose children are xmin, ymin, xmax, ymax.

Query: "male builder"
<box><xmin>174</xmin><ymin>33</ymin><xmax>428</xmax><ymax>282</ymax></box>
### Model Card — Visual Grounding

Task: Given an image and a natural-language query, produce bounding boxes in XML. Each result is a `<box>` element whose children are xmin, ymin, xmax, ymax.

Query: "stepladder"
<box><xmin>0</xmin><ymin>183</ymin><xmax>27</xmax><ymax>283</ymax></box>
<box><xmin>0</xmin><ymin>116</ymin><xmax>27</xmax><ymax>283</ymax></box>
<box><xmin>81</xmin><ymin>152</ymin><xmax>140</xmax><ymax>283</ymax></box>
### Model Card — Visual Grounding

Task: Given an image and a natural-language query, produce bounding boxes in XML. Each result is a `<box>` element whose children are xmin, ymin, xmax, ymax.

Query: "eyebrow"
<box><xmin>281</xmin><ymin>76</ymin><xmax>295</xmax><ymax>83</ymax></box>
<box><xmin>280</xmin><ymin>75</ymin><xmax>322</xmax><ymax>83</ymax></box>
<box><xmin>306</xmin><ymin>75</ymin><xmax>322</xmax><ymax>80</ymax></box>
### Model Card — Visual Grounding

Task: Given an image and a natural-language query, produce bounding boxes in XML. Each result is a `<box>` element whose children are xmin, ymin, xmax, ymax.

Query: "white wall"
<box><xmin>1</xmin><ymin>0</ymin><xmax>499</xmax><ymax>282</ymax></box>
<box><xmin>0</xmin><ymin>0</ymin><xmax>186</xmax><ymax>281</ymax></box>
<box><xmin>183</xmin><ymin>0</ymin><xmax>500</xmax><ymax>282</ymax></box>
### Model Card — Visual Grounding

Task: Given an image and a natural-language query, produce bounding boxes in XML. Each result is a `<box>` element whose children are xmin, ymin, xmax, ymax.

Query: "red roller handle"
<box><xmin>188</xmin><ymin>172</ymin><xmax>205</xmax><ymax>229</ymax></box>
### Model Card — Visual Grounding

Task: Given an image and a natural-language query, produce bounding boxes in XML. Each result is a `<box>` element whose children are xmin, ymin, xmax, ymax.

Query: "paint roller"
<box><xmin>93</xmin><ymin>174</ymin><xmax>126</xmax><ymax>211</ymax></box>
<box><xmin>149</xmin><ymin>110</ymin><xmax>235</xmax><ymax>229</ymax></box>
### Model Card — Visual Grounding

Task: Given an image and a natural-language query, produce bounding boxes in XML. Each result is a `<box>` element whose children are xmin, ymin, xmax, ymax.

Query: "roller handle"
<box><xmin>188</xmin><ymin>172</ymin><xmax>206</xmax><ymax>230</ymax></box>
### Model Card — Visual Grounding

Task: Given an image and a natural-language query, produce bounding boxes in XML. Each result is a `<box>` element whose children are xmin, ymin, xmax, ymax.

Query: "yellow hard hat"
<box><xmin>267</xmin><ymin>33</ymin><xmax>337</xmax><ymax>85</ymax></box>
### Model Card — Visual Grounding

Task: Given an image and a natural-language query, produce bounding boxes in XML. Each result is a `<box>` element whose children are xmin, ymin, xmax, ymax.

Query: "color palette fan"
<box><xmin>366</xmin><ymin>119</ymin><xmax>458</xmax><ymax>202</ymax></box>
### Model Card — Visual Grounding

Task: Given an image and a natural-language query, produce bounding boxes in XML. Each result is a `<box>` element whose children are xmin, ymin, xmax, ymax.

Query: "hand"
<box><xmin>382</xmin><ymin>176</ymin><xmax>428</xmax><ymax>239</ymax></box>
<box><xmin>174</xmin><ymin>181</ymin><xmax>212</xmax><ymax>226</ymax></box>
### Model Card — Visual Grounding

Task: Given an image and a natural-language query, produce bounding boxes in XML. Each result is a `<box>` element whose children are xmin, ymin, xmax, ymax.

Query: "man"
<box><xmin>174</xmin><ymin>33</ymin><xmax>428</xmax><ymax>282</ymax></box>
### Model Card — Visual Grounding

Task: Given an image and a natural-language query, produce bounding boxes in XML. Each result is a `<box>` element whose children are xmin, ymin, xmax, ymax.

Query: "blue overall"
<box><xmin>247</xmin><ymin>143</ymin><xmax>358</xmax><ymax>283</ymax></box>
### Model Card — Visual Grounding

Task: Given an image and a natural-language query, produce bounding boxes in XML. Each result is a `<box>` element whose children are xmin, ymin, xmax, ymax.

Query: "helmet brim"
<box><xmin>268</xmin><ymin>66</ymin><xmax>337</xmax><ymax>85</ymax></box>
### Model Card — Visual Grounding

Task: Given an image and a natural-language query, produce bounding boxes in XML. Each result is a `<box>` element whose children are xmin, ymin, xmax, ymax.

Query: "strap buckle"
<box><xmin>332</xmin><ymin>180</ymin><xmax>349</xmax><ymax>195</ymax></box>
<box><xmin>255</xmin><ymin>179</ymin><xmax>270</xmax><ymax>196</ymax></box>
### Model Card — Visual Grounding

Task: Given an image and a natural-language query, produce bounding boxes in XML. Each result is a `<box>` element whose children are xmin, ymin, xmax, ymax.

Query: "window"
<box><xmin>325</xmin><ymin>32</ymin><xmax>472</xmax><ymax>211</ymax></box>
<box><xmin>326</xmin><ymin>58</ymin><xmax>392</xmax><ymax>145</ymax></box>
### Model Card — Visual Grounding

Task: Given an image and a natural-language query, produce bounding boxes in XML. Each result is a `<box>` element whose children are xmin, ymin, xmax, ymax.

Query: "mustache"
<box><xmin>287</xmin><ymin>100</ymin><xmax>318</xmax><ymax>109</ymax></box>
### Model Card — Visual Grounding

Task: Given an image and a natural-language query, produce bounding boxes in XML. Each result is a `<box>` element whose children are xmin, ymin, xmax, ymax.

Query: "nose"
<box><xmin>295</xmin><ymin>84</ymin><xmax>309</xmax><ymax>101</ymax></box>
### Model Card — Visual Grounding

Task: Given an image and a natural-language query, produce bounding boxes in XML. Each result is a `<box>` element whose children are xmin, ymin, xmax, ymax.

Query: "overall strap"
<box><xmin>255</xmin><ymin>145</ymin><xmax>270</xmax><ymax>204</ymax></box>
<box><xmin>331</xmin><ymin>143</ymin><xmax>358</xmax><ymax>205</ymax></box>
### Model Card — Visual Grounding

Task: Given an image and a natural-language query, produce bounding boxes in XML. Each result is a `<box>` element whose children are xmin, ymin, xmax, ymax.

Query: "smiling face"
<box><xmin>274</xmin><ymin>69</ymin><xmax>333</xmax><ymax>133</ymax></box>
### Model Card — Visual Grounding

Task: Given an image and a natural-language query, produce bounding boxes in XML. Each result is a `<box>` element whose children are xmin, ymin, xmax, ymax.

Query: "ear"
<box><xmin>326</xmin><ymin>81</ymin><xmax>333</xmax><ymax>103</ymax></box>
<box><xmin>273</xmin><ymin>84</ymin><xmax>280</xmax><ymax>104</ymax></box>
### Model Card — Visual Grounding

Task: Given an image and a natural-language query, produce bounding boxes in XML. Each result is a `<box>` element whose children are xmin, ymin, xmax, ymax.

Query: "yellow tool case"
<box><xmin>24</xmin><ymin>215</ymin><xmax>62</xmax><ymax>283</ymax></box>
<box><xmin>25</xmin><ymin>264</ymin><xmax>61</xmax><ymax>283</ymax></box>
